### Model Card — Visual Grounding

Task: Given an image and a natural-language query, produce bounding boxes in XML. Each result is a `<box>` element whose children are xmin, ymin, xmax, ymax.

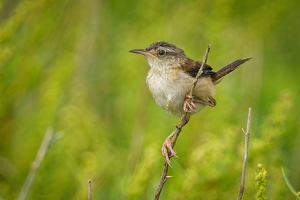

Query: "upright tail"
<box><xmin>211</xmin><ymin>58</ymin><xmax>252</xmax><ymax>83</ymax></box>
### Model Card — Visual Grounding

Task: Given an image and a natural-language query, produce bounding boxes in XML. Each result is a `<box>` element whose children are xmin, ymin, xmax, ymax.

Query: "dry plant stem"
<box><xmin>88</xmin><ymin>180</ymin><xmax>92</xmax><ymax>200</ymax></box>
<box><xmin>237</xmin><ymin>108</ymin><xmax>252</xmax><ymax>200</ymax></box>
<box><xmin>18</xmin><ymin>127</ymin><xmax>54</xmax><ymax>200</ymax></box>
<box><xmin>190</xmin><ymin>45</ymin><xmax>211</xmax><ymax>95</ymax></box>
<box><xmin>154</xmin><ymin>45</ymin><xmax>211</xmax><ymax>200</ymax></box>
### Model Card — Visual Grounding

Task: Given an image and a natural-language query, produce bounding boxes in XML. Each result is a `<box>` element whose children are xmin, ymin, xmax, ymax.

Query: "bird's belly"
<box><xmin>146</xmin><ymin>70</ymin><xmax>215</xmax><ymax>117</ymax></box>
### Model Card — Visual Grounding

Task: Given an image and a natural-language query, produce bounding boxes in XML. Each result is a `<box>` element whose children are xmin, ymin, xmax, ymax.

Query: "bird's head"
<box><xmin>129</xmin><ymin>41</ymin><xmax>187</xmax><ymax>71</ymax></box>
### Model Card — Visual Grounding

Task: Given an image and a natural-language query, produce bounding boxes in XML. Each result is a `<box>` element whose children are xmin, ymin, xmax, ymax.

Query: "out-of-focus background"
<box><xmin>0</xmin><ymin>0</ymin><xmax>299</xmax><ymax>199</ymax></box>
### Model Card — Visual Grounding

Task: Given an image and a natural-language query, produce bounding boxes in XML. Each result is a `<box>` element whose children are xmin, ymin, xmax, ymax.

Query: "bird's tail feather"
<box><xmin>211</xmin><ymin>58</ymin><xmax>251</xmax><ymax>83</ymax></box>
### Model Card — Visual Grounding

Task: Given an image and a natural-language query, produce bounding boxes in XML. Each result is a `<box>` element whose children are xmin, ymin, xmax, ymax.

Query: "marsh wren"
<box><xmin>129</xmin><ymin>41</ymin><xmax>251</xmax><ymax>165</ymax></box>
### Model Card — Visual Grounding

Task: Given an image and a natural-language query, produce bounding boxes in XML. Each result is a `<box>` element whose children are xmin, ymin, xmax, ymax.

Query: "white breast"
<box><xmin>146</xmin><ymin>69</ymin><xmax>215</xmax><ymax>116</ymax></box>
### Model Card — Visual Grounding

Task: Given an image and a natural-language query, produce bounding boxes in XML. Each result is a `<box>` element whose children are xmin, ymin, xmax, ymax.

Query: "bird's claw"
<box><xmin>183</xmin><ymin>94</ymin><xmax>198</xmax><ymax>113</ymax></box>
<box><xmin>183</xmin><ymin>94</ymin><xmax>216</xmax><ymax>113</ymax></box>
<box><xmin>162</xmin><ymin>134</ymin><xmax>177</xmax><ymax>167</ymax></box>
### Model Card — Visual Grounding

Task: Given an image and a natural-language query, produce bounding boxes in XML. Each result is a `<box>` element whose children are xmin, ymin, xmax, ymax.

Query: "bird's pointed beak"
<box><xmin>129</xmin><ymin>49</ymin><xmax>146</xmax><ymax>55</ymax></box>
<box><xmin>129</xmin><ymin>49</ymin><xmax>157</xmax><ymax>58</ymax></box>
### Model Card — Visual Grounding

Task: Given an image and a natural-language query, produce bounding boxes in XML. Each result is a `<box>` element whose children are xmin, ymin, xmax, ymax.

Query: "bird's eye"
<box><xmin>158</xmin><ymin>50</ymin><xmax>165</xmax><ymax>55</ymax></box>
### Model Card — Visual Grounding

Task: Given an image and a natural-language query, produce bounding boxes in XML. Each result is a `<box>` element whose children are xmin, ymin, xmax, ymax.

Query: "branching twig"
<box><xmin>18</xmin><ymin>127</ymin><xmax>54</xmax><ymax>200</ymax></box>
<box><xmin>237</xmin><ymin>108</ymin><xmax>252</xmax><ymax>200</ymax></box>
<box><xmin>154</xmin><ymin>45</ymin><xmax>211</xmax><ymax>200</ymax></box>
<box><xmin>88</xmin><ymin>180</ymin><xmax>92</xmax><ymax>200</ymax></box>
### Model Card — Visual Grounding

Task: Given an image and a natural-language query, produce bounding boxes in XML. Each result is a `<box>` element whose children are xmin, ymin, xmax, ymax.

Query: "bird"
<box><xmin>129</xmin><ymin>41</ymin><xmax>251</xmax><ymax>165</ymax></box>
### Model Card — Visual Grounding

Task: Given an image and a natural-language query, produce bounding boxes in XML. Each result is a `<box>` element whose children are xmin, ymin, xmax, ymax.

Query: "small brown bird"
<box><xmin>129</xmin><ymin>41</ymin><xmax>251</xmax><ymax>165</ymax></box>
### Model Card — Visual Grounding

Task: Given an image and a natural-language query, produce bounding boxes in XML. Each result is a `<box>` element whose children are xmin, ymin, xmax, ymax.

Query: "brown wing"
<box><xmin>183</xmin><ymin>58</ymin><xmax>215</xmax><ymax>78</ymax></box>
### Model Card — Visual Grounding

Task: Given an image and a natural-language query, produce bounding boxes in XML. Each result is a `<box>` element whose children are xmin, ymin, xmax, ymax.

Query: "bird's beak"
<box><xmin>129</xmin><ymin>49</ymin><xmax>146</xmax><ymax>55</ymax></box>
<box><xmin>129</xmin><ymin>49</ymin><xmax>157</xmax><ymax>58</ymax></box>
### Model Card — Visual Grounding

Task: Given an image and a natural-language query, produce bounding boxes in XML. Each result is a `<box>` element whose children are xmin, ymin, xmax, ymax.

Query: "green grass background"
<box><xmin>0</xmin><ymin>0</ymin><xmax>299</xmax><ymax>199</ymax></box>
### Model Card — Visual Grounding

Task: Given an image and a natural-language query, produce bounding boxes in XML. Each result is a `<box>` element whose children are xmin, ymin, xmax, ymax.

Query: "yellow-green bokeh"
<box><xmin>0</xmin><ymin>0</ymin><xmax>299</xmax><ymax>199</ymax></box>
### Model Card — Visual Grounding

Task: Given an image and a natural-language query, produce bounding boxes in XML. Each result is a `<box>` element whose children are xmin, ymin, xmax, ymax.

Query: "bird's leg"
<box><xmin>192</xmin><ymin>96</ymin><xmax>216</xmax><ymax>107</ymax></box>
<box><xmin>183</xmin><ymin>95</ymin><xmax>216</xmax><ymax>112</ymax></box>
<box><xmin>162</xmin><ymin>132</ymin><xmax>178</xmax><ymax>167</ymax></box>
<box><xmin>183</xmin><ymin>95</ymin><xmax>197</xmax><ymax>113</ymax></box>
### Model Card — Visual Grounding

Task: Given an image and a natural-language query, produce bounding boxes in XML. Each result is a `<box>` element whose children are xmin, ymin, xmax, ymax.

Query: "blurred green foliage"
<box><xmin>0</xmin><ymin>0</ymin><xmax>299</xmax><ymax>199</ymax></box>
<box><xmin>282</xmin><ymin>168</ymin><xmax>300</xmax><ymax>199</ymax></box>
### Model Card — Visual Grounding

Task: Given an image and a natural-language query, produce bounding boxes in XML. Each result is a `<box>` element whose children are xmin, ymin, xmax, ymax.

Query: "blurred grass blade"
<box><xmin>281</xmin><ymin>168</ymin><xmax>299</xmax><ymax>198</ymax></box>
<box><xmin>50</xmin><ymin>131</ymin><xmax>64</xmax><ymax>144</ymax></box>
<box><xmin>18</xmin><ymin>127</ymin><xmax>54</xmax><ymax>200</ymax></box>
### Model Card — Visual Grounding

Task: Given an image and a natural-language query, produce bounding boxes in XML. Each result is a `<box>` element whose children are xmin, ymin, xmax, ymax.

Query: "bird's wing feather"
<box><xmin>183</xmin><ymin>58</ymin><xmax>215</xmax><ymax>78</ymax></box>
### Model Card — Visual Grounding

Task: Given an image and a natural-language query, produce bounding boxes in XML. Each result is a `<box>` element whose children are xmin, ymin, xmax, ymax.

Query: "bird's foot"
<box><xmin>183</xmin><ymin>94</ymin><xmax>197</xmax><ymax>113</ymax></box>
<box><xmin>183</xmin><ymin>94</ymin><xmax>216</xmax><ymax>112</ymax></box>
<box><xmin>193</xmin><ymin>95</ymin><xmax>216</xmax><ymax>107</ymax></box>
<box><xmin>162</xmin><ymin>132</ymin><xmax>178</xmax><ymax>167</ymax></box>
